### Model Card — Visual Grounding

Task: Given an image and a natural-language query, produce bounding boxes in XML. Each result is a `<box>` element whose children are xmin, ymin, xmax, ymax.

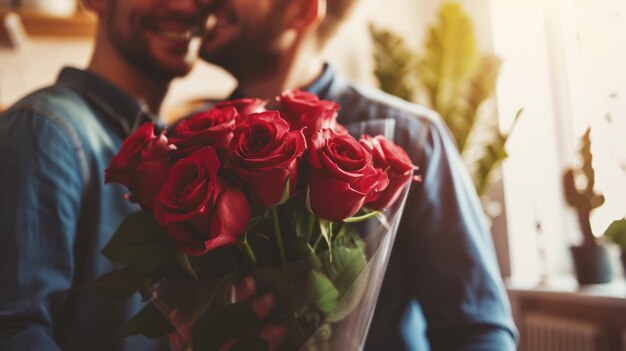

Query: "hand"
<box><xmin>192</xmin><ymin>276</ymin><xmax>286</xmax><ymax>351</ymax></box>
<box><xmin>219</xmin><ymin>277</ymin><xmax>286</xmax><ymax>351</ymax></box>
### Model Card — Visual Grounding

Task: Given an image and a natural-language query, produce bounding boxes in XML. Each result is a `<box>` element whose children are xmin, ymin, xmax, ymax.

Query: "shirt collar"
<box><xmin>56</xmin><ymin>67</ymin><xmax>158</xmax><ymax>136</ymax></box>
<box><xmin>303</xmin><ymin>63</ymin><xmax>336</xmax><ymax>98</ymax></box>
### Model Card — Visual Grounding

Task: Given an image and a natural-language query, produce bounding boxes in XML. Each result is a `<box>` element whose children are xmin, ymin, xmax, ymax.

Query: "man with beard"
<box><xmin>199</xmin><ymin>0</ymin><xmax>517</xmax><ymax>350</ymax></box>
<box><xmin>0</xmin><ymin>1</ymin><xmax>211</xmax><ymax>350</ymax></box>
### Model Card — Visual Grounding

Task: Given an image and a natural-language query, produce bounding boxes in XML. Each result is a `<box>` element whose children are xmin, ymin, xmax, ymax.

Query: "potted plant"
<box><xmin>604</xmin><ymin>218</ymin><xmax>626</xmax><ymax>275</ymax></box>
<box><xmin>563</xmin><ymin>127</ymin><xmax>612</xmax><ymax>284</ymax></box>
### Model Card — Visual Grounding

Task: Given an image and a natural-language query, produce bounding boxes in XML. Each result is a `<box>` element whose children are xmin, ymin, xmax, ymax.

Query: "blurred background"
<box><xmin>1</xmin><ymin>0</ymin><xmax>626</xmax><ymax>349</ymax></box>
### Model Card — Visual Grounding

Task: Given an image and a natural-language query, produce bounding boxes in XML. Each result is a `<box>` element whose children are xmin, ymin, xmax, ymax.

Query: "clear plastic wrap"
<box><xmin>147</xmin><ymin>179</ymin><xmax>411</xmax><ymax>351</ymax></box>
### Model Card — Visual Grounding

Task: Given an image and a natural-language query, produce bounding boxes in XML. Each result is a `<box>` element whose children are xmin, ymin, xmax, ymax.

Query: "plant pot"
<box><xmin>570</xmin><ymin>244</ymin><xmax>613</xmax><ymax>284</ymax></box>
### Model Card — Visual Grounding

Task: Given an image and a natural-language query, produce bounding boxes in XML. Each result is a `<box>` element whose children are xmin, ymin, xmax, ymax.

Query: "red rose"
<box><xmin>214</xmin><ymin>98</ymin><xmax>267</xmax><ymax>119</ymax></box>
<box><xmin>154</xmin><ymin>147</ymin><xmax>250</xmax><ymax>256</ymax></box>
<box><xmin>307</xmin><ymin>129</ymin><xmax>388</xmax><ymax>221</ymax></box>
<box><xmin>278</xmin><ymin>90</ymin><xmax>345</xmax><ymax>135</ymax></box>
<box><xmin>360</xmin><ymin>135</ymin><xmax>416</xmax><ymax>210</ymax></box>
<box><xmin>227</xmin><ymin>111</ymin><xmax>306</xmax><ymax>208</ymax></box>
<box><xmin>106</xmin><ymin>122</ymin><xmax>172</xmax><ymax>209</ymax></box>
<box><xmin>169</xmin><ymin>107</ymin><xmax>238</xmax><ymax>156</ymax></box>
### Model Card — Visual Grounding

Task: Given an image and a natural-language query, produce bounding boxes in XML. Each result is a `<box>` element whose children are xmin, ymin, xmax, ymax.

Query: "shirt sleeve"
<box><xmin>405</xmin><ymin>116</ymin><xmax>517</xmax><ymax>350</ymax></box>
<box><xmin>0</xmin><ymin>108</ymin><xmax>84</xmax><ymax>350</ymax></box>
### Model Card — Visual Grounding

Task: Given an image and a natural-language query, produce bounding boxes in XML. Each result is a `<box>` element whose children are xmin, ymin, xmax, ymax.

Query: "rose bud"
<box><xmin>307</xmin><ymin>129</ymin><xmax>389</xmax><ymax>221</ymax></box>
<box><xmin>213</xmin><ymin>98</ymin><xmax>268</xmax><ymax>119</ymax></box>
<box><xmin>278</xmin><ymin>90</ymin><xmax>346</xmax><ymax>135</ymax></box>
<box><xmin>154</xmin><ymin>147</ymin><xmax>250</xmax><ymax>256</ymax></box>
<box><xmin>227</xmin><ymin>111</ymin><xmax>306</xmax><ymax>208</ymax></box>
<box><xmin>169</xmin><ymin>107</ymin><xmax>238</xmax><ymax>157</ymax></box>
<box><xmin>106</xmin><ymin>122</ymin><xmax>173</xmax><ymax>209</ymax></box>
<box><xmin>360</xmin><ymin>135</ymin><xmax>417</xmax><ymax>210</ymax></box>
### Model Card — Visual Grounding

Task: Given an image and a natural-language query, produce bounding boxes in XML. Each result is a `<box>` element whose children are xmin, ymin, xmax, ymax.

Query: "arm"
<box><xmin>406</xmin><ymin>117</ymin><xmax>517</xmax><ymax>350</ymax></box>
<box><xmin>0</xmin><ymin>109</ymin><xmax>83</xmax><ymax>350</ymax></box>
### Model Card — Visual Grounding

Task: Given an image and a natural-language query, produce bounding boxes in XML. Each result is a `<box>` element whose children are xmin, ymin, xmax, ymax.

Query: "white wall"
<box><xmin>0</xmin><ymin>38</ymin><xmax>92</xmax><ymax>107</ymax></box>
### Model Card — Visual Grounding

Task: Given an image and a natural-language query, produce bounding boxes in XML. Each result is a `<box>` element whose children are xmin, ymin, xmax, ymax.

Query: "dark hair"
<box><xmin>318</xmin><ymin>0</ymin><xmax>359</xmax><ymax>43</ymax></box>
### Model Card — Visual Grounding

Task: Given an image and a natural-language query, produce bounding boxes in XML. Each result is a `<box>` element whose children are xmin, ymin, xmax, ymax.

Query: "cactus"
<box><xmin>563</xmin><ymin>127</ymin><xmax>605</xmax><ymax>246</ymax></box>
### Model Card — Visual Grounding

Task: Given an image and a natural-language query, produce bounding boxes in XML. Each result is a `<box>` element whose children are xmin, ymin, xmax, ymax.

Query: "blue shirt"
<box><xmin>0</xmin><ymin>68</ymin><xmax>168</xmax><ymax>351</ymax></box>
<box><xmin>234</xmin><ymin>65</ymin><xmax>517</xmax><ymax>350</ymax></box>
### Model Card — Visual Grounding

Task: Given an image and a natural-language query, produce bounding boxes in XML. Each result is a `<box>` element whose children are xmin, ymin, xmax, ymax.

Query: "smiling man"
<box><xmin>199</xmin><ymin>0</ymin><xmax>517</xmax><ymax>350</ymax></box>
<box><xmin>0</xmin><ymin>1</ymin><xmax>210</xmax><ymax>350</ymax></box>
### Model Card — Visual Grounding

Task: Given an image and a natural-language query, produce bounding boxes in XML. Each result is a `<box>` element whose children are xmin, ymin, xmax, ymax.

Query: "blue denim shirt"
<box><xmin>0</xmin><ymin>68</ymin><xmax>168</xmax><ymax>351</ymax></box>
<box><xmin>231</xmin><ymin>65</ymin><xmax>517</xmax><ymax>350</ymax></box>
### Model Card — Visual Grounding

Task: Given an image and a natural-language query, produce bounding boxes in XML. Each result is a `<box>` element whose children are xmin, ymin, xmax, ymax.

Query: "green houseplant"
<box><xmin>369</xmin><ymin>1</ymin><xmax>521</xmax><ymax>197</ymax></box>
<box><xmin>563</xmin><ymin>127</ymin><xmax>612</xmax><ymax>284</ymax></box>
<box><xmin>604</xmin><ymin>218</ymin><xmax>626</xmax><ymax>274</ymax></box>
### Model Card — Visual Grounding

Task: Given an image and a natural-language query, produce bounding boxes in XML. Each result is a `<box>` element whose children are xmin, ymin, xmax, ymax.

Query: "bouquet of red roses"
<box><xmin>87</xmin><ymin>90</ymin><xmax>417</xmax><ymax>351</ymax></box>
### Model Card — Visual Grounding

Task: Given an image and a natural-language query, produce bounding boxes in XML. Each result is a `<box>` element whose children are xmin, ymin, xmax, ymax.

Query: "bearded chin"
<box><xmin>109</xmin><ymin>31</ymin><xmax>183</xmax><ymax>82</ymax></box>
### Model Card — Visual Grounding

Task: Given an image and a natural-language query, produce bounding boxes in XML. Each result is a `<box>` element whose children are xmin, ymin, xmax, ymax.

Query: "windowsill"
<box><xmin>506</xmin><ymin>275</ymin><xmax>626</xmax><ymax>308</ymax></box>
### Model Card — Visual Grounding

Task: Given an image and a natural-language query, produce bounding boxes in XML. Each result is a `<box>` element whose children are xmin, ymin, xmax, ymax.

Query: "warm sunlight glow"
<box><xmin>492</xmin><ymin>0</ymin><xmax>626</xmax><ymax>282</ymax></box>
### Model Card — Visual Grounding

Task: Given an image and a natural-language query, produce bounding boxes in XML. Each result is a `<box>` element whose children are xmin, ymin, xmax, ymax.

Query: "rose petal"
<box><xmin>308</xmin><ymin>172</ymin><xmax>366</xmax><ymax>221</ymax></box>
<box><xmin>204</xmin><ymin>185</ymin><xmax>250</xmax><ymax>251</ymax></box>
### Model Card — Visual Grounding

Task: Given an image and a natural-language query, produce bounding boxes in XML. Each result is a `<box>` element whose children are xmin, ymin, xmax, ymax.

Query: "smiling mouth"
<box><xmin>158</xmin><ymin>28</ymin><xmax>197</xmax><ymax>41</ymax></box>
<box><xmin>146</xmin><ymin>19</ymin><xmax>204</xmax><ymax>41</ymax></box>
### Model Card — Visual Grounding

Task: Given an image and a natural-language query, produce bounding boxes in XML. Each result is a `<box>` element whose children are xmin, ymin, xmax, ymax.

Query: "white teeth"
<box><xmin>160</xmin><ymin>30</ymin><xmax>194</xmax><ymax>40</ymax></box>
<box><xmin>204</xmin><ymin>15</ymin><xmax>217</xmax><ymax>33</ymax></box>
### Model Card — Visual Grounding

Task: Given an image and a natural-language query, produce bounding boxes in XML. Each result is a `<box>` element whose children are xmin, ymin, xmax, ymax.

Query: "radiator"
<box><xmin>522</xmin><ymin>313</ymin><xmax>608</xmax><ymax>351</ymax></box>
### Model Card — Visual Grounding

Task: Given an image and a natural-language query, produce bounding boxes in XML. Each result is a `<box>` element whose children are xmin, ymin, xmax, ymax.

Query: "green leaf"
<box><xmin>466</xmin><ymin>107</ymin><xmax>521</xmax><ymax>196</ymax></box>
<box><xmin>305</xmin><ymin>271</ymin><xmax>339</xmax><ymax>314</ymax></box>
<box><xmin>325</xmin><ymin>247</ymin><xmax>367</xmax><ymax>295</ymax></box>
<box><xmin>125</xmin><ymin>302</ymin><xmax>174</xmax><ymax>338</ymax></box>
<box><xmin>343</xmin><ymin>210</ymin><xmax>381</xmax><ymax>223</ymax></box>
<box><xmin>319</xmin><ymin>219</ymin><xmax>332</xmax><ymax>248</ymax></box>
<box><xmin>326</xmin><ymin>266</ymin><xmax>370</xmax><ymax>323</ymax></box>
<box><xmin>370</xmin><ymin>2</ymin><xmax>513</xmax><ymax>198</ymax></box>
<box><xmin>369</xmin><ymin>23</ymin><xmax>419</xmax><ymax>101</ymax></box>
<box><xmin>295</xmin><ymin>207</ymin><xmax>316</xmax><ymax>243</ymax></box>
<box><xmin>419</xmin><ymin>1</ymin><xmax>478</xmax><ymax>124</ymax></box>
<box><xmin>456</xmin><ymin>54</ymin><xmax>502</xmax><ymax>151</ymax></box>
<box><xmin>322</xmin><ymin>247</ymin><xmax>368</xmax><ymax>323</ymax></box>
<box><xmin>277</xmin><ymin>178</ymin><xmax>291</xmax><ymax>205</ymax></box>
<box><xmin>319</xmin><ymin>219</ymin><xmax>333</xmax><ymax>261</ymax></box>
<box><xmin>102</xmin><ymin>211</ymin><xmax>175</xmax><ymax>265</ymax></box>
<box><xmin>605</xmin><ymin>219</ymin><xmax>626</xmax><ymax>248</ymax></box>
<box><xmin>83</xmin><ymin>268</ymin><xmax>144</xmax><ymax>300</ymax></box>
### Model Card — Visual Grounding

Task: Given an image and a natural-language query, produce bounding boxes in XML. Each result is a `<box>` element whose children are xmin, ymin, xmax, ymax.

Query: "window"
<box><xmin>490</xmin><ymin>0</ymin><xmax>626</xmax><ymax>282</ymax></box>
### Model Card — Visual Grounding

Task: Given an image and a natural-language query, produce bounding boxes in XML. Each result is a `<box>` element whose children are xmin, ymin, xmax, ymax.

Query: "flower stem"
<box><xmin>271</xmin><ymin>207</ymin><xmax>287</xmax><ymax>265</ymax></box>
<box><xmin>313</xmin><ymin>233</ymin><xmax>324</xmax><ymax>252</ymax></box>
<box><xmin>241</xmin><ymin>235</ymin><xmax>257</xmax><ymax>266</ymax></box>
